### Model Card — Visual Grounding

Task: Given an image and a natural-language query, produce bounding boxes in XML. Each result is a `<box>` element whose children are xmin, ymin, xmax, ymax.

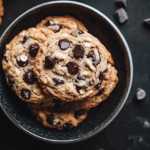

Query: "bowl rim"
<box><xmin>0</xmin><ymin>0</ymin><xmax>133</xmax><ymax>144</ymax></box>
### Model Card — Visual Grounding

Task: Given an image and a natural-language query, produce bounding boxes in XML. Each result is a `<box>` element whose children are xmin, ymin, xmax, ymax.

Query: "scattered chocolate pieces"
<box><xmin>136</xmin><ymin>88</ymin><xmax>146</xmax><ymax>100</ymax></box>
<box><xmin>143</xmin><ymin>18</ymin><xmax>150</xmax><ymax>28</ymax></box>
<box><xmin>53</xmin><ymin>78</ymin><xmax>64</xmax><ymax>86</ymax></box>
<box><xmin>115</xmin><ymin>0</ymin><xmax>127</xmax><ymax>7</ymax></box>
<box><xmin>115</xmin><ymin>8</ymin><xmax>128</xmax><ymax>23</ymax></box>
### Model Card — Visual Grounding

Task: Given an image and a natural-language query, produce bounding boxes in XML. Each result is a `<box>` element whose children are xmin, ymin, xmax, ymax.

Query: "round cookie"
<box><xmin>34</xmin><ymin>29</ymin><xmax>114</xmax><ymax>102</ymax></box>
<box><xmin>2</xmin><ymin>28</ymin><xmax>54</xmax><ymax>103</ymax></box>
<box><xmin>28</xmin><ymin>100</ymin><xmax>87</xmax><ymax>130</ymax></box>
<box><xmin>70</xmin><ymin>63</ymin><xmax>119</xmax><ymax>109</ymax></box>
<box><xmin>0</xmin><ymin>0</ymin><xmax>4</xmax><ymax>26</ymax></box>
<box><xmin>36</xmin><ymin>15</ymin><xmax>88</xmax><ymax>33</ymax></box>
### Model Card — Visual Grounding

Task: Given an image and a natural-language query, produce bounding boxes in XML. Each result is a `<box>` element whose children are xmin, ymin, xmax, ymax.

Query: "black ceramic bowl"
<box><xmin>0</xmin><ymin>1</ymin><xmax>133</xmax><ymax>143</ymax></box>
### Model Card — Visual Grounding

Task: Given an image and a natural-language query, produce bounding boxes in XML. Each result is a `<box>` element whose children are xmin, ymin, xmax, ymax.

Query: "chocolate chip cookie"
<box><xmin>34</xmin><ymin>29</ymin><xmax>114</xmax><ymax>102</ymax></box>
<box><xmin>70</xmin><ymin>63</ymin><xmax>119</xmax><ymax>109</ymax></box>
<box><xmin>0</xmin><ymin>0</ymin><xmax>4</xmax><ymax>26</ymax></box>
<box><xmin>2</xmin><ymin>28</ymin><xmax>54</xmax><ymax>103</ymax></box>
<box><xmin>28</xmin><ymin>99</ymin><xmax>87</xmax><ymax>130</ymax></box>
<box><xmin>36</xmin><ymin>15</ymin><xmax>88</xmax><ymax>33</ymax></box>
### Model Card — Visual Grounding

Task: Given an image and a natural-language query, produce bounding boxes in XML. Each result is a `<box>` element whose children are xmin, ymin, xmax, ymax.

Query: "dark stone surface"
<box><xmin>0</xmin><ymin>0</ymin><xmax>150</xmax><ymax>150</ymax></box>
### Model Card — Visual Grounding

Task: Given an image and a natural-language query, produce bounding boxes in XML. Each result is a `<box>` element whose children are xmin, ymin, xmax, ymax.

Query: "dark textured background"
<box><xmin>0</xmin><ymin>0</ymin><xmax>150</xmax><ymax>150</ymax></box>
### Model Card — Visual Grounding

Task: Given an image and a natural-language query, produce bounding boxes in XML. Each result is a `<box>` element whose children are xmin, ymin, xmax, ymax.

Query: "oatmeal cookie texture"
<box><xmin>28</xmin><ymin>99</ymin><xmax>87</xmax><ymax>130</ymax></box>
<box><xmin>36</xmin><ymin>15</ymin><xmax>88</xmax><ymax>33</ymax></box>
<box><xmin>2</xmin><ymin>28</ymin><xmax>54</xmax><ymax>103</ymax></box>
<box><xmin>34</xmin><ymin>29</ymin><xmax>114</xmax><ymax>102</ymax></box>
<box><xmin>70</xmin><ymin>63</ymin><xmax>119</xmax><ymax>109</ymax></box>
<box><xmin>0</xmin><ymin>0</ymin><xmax>4</xmax><ymax>25</ymax></box>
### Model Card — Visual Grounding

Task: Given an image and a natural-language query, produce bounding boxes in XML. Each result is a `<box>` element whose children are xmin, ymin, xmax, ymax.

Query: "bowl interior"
<box><xmin>0</xmin><ymin>2</ymin><xmax>131</xmax><ymax>143</ymax></box>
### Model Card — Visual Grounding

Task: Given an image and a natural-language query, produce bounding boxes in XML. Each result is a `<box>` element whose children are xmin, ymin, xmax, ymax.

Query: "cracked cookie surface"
<box><xmin>2</xmin><ymin>28</ymin><xmax>54</xmax><ymax>103</ymax></box>
<box><xmin>28</xmin><ymin>99</ymin><xmax>87</xmax><ymax>130</ymax></box>
<box><xmin>34</xmin><ymin>29</ymin><xmax>114</xmax><ymax>102</ymax></box>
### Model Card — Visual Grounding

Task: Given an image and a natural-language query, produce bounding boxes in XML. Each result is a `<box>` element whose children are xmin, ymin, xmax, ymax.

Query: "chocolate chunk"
<box><xmin>74</xmin><ymin>109</ymin><xmax>85</xmax><ymax>119</ymax></box>
<box><xmin>87</xmin><ymin>52</ymin><xmax>96</xmax><ymax>62</ymax></box>
<box><xmin>45</xmin><ymin>21</ymin><xmax>51</xmax><ymax>26</ymax></box>
<box><xmin>23</xmin><ymin>70</ymin><xmax>36</xmax><ymax>84</ymax></box>
<box><xmin>50</xmin><ymin>24</ymin><xmax>61</xmax><ymax>33</ymax></box>
<box><xmin>95</xmin><ymin>79</ymin><xmax>103</xmax><ymax>89</ymax></box>
<box><xmin>96</xmin><ymin>88</ymin><xmax>105</xmax><ymax>96</ymax></box>
<box><xmin>66</xmin><ymin>61</ymin><xmax>79</xmax><ymax>75</ymax></box>
<box><xmin>115</xmin><ymin>0</ymin><xmax>126</xmax><ymax>7</ymax></box>
<box><xmin>136</xmin><ymin>88</ymin><xmax>146</xmax><ymax>100</ymax></box>
<box><xmin>53</xmin><ymin>78</ymin><xmax>64</xmax><ymax>86</ymax></box>
<box><xmin>73</xmin><ymin>45</ymin><xmax>84</xmax><ymax>58</ymax></box>
<box><xmin>22</xmin><ymin>36</ymin><xmax>29</xmax><ymax>43</ymax></box>
<box><xmin>29</xmin><ymin>44</ymin><xmax>39</xmax><ymax>57</ymax></box>
<box><xmin>21</xmin><ymin>88</ymin><xmax>31</xmax><ymax>99</ymax></box>
<box><xmin>115</xmin><ymin>8</ymin><xmax>128</xmax><ymax>23</ymax></box>
<box><xmin>16</xmin><ymin>56</ymin><xmax>28</xmax><ymax>67</ymax></box>
<box><xmin>7</xmin><ymin>76</ymin><xmax>15</xmax><ymax>87</ymax></box>
<box><xmin>47</xmin><ymin>114</ymin><xmax>60</xmax><ymax>126</ymax></box>
<box><xmin>58</xmin><ymin>39</ymin><xmax>70</xmax><ymax>50</ymax></box>
<box><xmin>77</xmin><ymin>75</ymin><xmax>85</xmax><ymax>80</ymax></box>
<box><xmin>71</xmin><ymin>29</ymin><xmax>84</xmax><ymax>37</ymax></box>
<box><xmin>99</xmin><ymin>69</ymin><xmax>108</xmax><ymax>79</ymax></box>
<box><xmin>76</xmin><ymin>86</ymin><xmax>82</xmax><ymax>93</ymax></box>
<box><xmin>77</xmin><ymin>29</ymin><xmax>84</xmax><ymax>35</ymax></box>
<box><xmin>87</xmin><ymin>51</ymin><xmax>100</xmax><ymax>66</ymax></box>
<box><xmin>44</xmin><ymin>56</ymin><xmax>56</xmax><ymax>69</ymax></box>
<box><xmin>63</xmin><ymin>121</ymin><xmax>74</xmax><ymax>129</ymax></box>
<box><xmin>143</xmin><ymin>18</ymin><xmax>150</xmax><ymax>28</ymax></box>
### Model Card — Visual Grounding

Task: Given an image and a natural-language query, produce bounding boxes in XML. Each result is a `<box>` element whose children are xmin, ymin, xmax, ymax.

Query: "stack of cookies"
<box><xmin>2</xmin><ymin>16</ymin><xmax>119</xmax><ymax>130</ymax></box>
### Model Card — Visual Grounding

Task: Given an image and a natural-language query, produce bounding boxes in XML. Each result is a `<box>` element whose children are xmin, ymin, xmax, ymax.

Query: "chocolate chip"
<box><xmin>76</xmin><ymin>86</ymin><xmax>82</xmax><ymax>93</ymax></box>
<box><xmin>44</xmin><ymin>56</ymin><xmax>56</xmax><ymax>69</ymax></box>
<box><xmin>22</xmin><ymin>36</ymin><xmax>29</xmax><ymax>43</ymax></box>
<box><xmin>87</xmin><ymin>52</ymin><xmax>96</xmax><ymax>62</ymax></box>
<box><xmin>99</xmin><ymin>69</ymin><xmax>108</xmax><ymax>79</ymax></box>
<box><xmin>71</xmin><ymin>29</ymin><xmax>84</xmax><ymax>37</ymax></box>
<box><xmin>74</xmin><ymin>109</ymin><xmax>85</xmax><ymax>119</ymax></box>
<box><xmin>73</xmin><ymin>45</ymin><xmax>84</xmax><ymax>58</ymax></box>
<box><xmin>143</xmin><ymin>18</ymin><xmax>150</xmax><ymax>28</ymax></box>
<box><xmin>77</xmin><ymin>75</ymin><xmax>85</xmax><ymax>80</ymax></box>
<box><xmin>21</xmin><ymin>88</ymin><xmax>31</xmax><ymax>99</ymax></box>
<box><xmin>29</xmin><ymin>44</ymin><xmax>39</xmax><ymax>57</ymax></box>
<box><xmin>115</xmin><ymin>0</ymin><xmax>126</xmax><ymax>7</ymax></box>
<box><xmin>23</xmin><ymin>70</ymin><xmax>36</xmax><ymax>84</ymax></box>
<box><xmin>47</xmin><ymin>114</ymin><xmax>60</xmax><ymax>126</ymax></box>
<box><xmin>66</xmin><ymin>61</ymin><xmax>79</xmax><ymax>75</ymax></box>
<box><xmin>77</xmin><ymin>29</ymin><xmax>84</xmax><ymax>35</ymax></box>
<box><xmin>17</xmin><ymin>58</ymin><xmax>28</xmax><ymax>67</ymax></box>
<box><xmin>95</xmin><ymin>79</ymin><xmax>103</xmax><ymax>89</ymax></box>
<box><xmin>45</xmin><ymin>21</ymin><xmax>51</xmax><ymax>26</ymax></box>
<box><xmin>7</xmin><ymin>76</ymin><xmax>15</xmax><ymax>87</ymax></box>
<box><xmin>96</xmin><ymin>88</ymin><xmax>105</xmax><ymax>96</ymax></box>
<box><xmin>58</xmin><ymin>39</ymin><xmax>70</xmax><ymax>50</ymax></box>
<box><xmin>63</xmin><ymin>121</ymin><xmax>74</xmax><ymax>129</ymax></box>
<box><xmin>136</xmin><ymin>88</ymin><xmax>146</xmax><ymax>100</ymax></box>
<box><xmin>115</xmin><ymin>8</ymin><xmax>128</xmax><ymax>24</ymax></box>
<box><xmin>53</xmin><ymin>78</ymin><xmax>64</xmax><ymax>86</ymax></box>
<box><xmin>50</xmin><ymin>24</ymin><xmax>61</xmax><ymax>33</ymax></box>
